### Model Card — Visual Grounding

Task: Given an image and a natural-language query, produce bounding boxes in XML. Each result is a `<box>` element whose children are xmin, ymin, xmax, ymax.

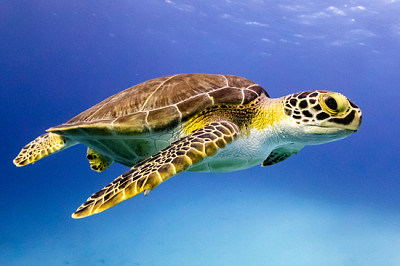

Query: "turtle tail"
<box><xmin>13</xmin><ymin>133</ymin><xmax>77</xmax><ymax>167</ymax></box>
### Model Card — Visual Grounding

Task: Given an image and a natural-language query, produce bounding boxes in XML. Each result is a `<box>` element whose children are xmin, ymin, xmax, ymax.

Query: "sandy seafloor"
<box><xmin>1</xmin><ymin>1</ymin><xmax>400</xmax><ymax>265</ymax></box>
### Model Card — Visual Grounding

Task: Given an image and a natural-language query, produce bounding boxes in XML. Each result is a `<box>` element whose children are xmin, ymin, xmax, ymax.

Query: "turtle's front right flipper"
<box><xmin>72</xmin><ymin>121</ymin><xmax>239</xmax><ymax>219</ymax></box>
<box><xmin>13</xmin><ymin>133</ymin><xmax>77</xmax><ymax>167</ymax></box>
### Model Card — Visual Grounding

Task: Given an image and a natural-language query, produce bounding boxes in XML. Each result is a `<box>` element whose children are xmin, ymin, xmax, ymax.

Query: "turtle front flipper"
<box><xmin>13</xmin><ymin>133</ymin><xmax>77</xmax><ymax>167</ymax></box>
<box><xmin>72</xmin><ymin>121</ymin><xmax>239</xmax><ymax>219</ymax></box>
<box><xmin>87</xmin><ymin>147</ymin><xmax>113</xmax><ymax>172</ymax></box>
<box><xmin>262</xmin><ymin>144</ymin><xmax>304</xmax><ymax>166</ymax></box>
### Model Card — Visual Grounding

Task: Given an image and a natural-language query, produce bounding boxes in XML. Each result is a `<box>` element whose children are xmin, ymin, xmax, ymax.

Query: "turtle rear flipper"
<box><xmin>86</xmin><ymin>147</ymin><xmax>113</xmax><ymax>172</ymax></box>
<box><xmin>72</xmin><ymin>121</ymin><xmax>239</xmax><ymax>219</ymax></box>
<box><xmin>13</xmin><ymin>133</ymin><xmax>77</xmax><ymax>167</ymax></box>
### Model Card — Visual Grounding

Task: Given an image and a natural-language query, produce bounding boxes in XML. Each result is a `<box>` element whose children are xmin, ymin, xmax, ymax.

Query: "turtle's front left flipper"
<box><xmin>72</xmin><ymin>121</ymin><xmax>240</xmax><ymax>219</ymax></box>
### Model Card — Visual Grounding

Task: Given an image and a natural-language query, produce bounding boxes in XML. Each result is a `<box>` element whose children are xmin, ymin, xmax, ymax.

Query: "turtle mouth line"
<box><xmin>305</xmin><ymin>126</ymin><xmax>357</xmax><ymax>135</ymax></box>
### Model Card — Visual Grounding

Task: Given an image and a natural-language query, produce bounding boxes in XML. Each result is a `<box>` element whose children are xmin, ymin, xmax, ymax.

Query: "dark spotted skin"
<box><xmin>285</xmin><ymin>91</ymin><xmax>327</xmax><ymax>124</ymax></box>
<box><xmin>261</xmin><ymin>90</ymin><xmax>362</xmax><ymax>168</ymax></box>
<box><xmin>283</xmin><ymin>90</ymin><xmax>361</xmax><ymax>126</ymax></box>
<box><xmin>72</xmin><ymin>121</ymin><xmax>239</xmax><ymax>218</ymax></box>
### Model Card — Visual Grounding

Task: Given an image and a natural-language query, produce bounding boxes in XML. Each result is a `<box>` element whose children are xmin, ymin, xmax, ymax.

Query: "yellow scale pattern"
<box><xmin>13</xmin><ymin>133</ymin><xmax>69</xmax><ymax>167</ymax></box>
<box><xmin>72</xmin><ymin>121</ymin><xmax>240</xmax><ymax>218</ymax></box>
<box><xmin>183</xmin><ymin>98</ymin><xmax>286</xmax><ymax>136</ymax></box>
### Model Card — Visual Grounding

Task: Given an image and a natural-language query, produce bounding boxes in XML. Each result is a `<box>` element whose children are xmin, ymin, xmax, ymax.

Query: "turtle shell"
<box><xmin>48</xmin><ymin>73</ymin><xmax>269</xmax><ymax>136</ymax></box>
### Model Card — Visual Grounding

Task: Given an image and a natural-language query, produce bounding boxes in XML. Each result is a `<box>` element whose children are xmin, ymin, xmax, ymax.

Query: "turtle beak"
<box><xmin>329</xmin><ymin>107</ymin><xmax>362</xmax><ymax>132</ymax></box>
<box><xmin>349</xmin><ymin>108</ymin><xmax>362</xmax><ymax>132</ymax></box>
<box><xmin>347</xmin><ymin>100</ymin><xmax>362</xmax><ymax>132</ymax></box>
<box><xmin>315</xmin><ymin>107</ymin><xmax>362</xmax><ymax>134</ymax></box>
<box><xmin>354</xmin><ymin>111</ymin><xmax>362</xmax><ymax>132</ymax></box>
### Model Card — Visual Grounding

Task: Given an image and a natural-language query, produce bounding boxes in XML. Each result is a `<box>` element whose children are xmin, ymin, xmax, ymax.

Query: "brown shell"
<box><xmin>48</xmin><ymin>73</ymin><xmax>269</xmax><ymax>135</ymax></box>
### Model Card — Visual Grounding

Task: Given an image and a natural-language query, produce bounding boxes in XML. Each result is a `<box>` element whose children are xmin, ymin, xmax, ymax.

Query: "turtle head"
<box><xmin>282</xmin><ymin>90</ymin><xmax>362</xmax><ymax>144</ymax></box>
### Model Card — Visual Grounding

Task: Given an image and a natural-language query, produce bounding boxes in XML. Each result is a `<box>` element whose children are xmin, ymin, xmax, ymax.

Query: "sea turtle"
<box><xmin>13</xmin><ymin>73</ymin><xmax>362</xmax><ymax>219</ymax></box>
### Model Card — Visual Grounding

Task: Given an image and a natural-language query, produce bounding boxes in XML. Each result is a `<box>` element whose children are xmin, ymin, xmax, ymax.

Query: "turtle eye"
<box><xmin>324</xmin><ymin>97</ymin><xmax>337</xmax><ymax>111</ymax></box>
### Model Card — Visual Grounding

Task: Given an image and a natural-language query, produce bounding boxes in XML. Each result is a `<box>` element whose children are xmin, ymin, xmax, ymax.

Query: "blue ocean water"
<box><xmin>1</xmin><ymin>0</ymin><xmax>400</xmax><ymax>265</ymax></box>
